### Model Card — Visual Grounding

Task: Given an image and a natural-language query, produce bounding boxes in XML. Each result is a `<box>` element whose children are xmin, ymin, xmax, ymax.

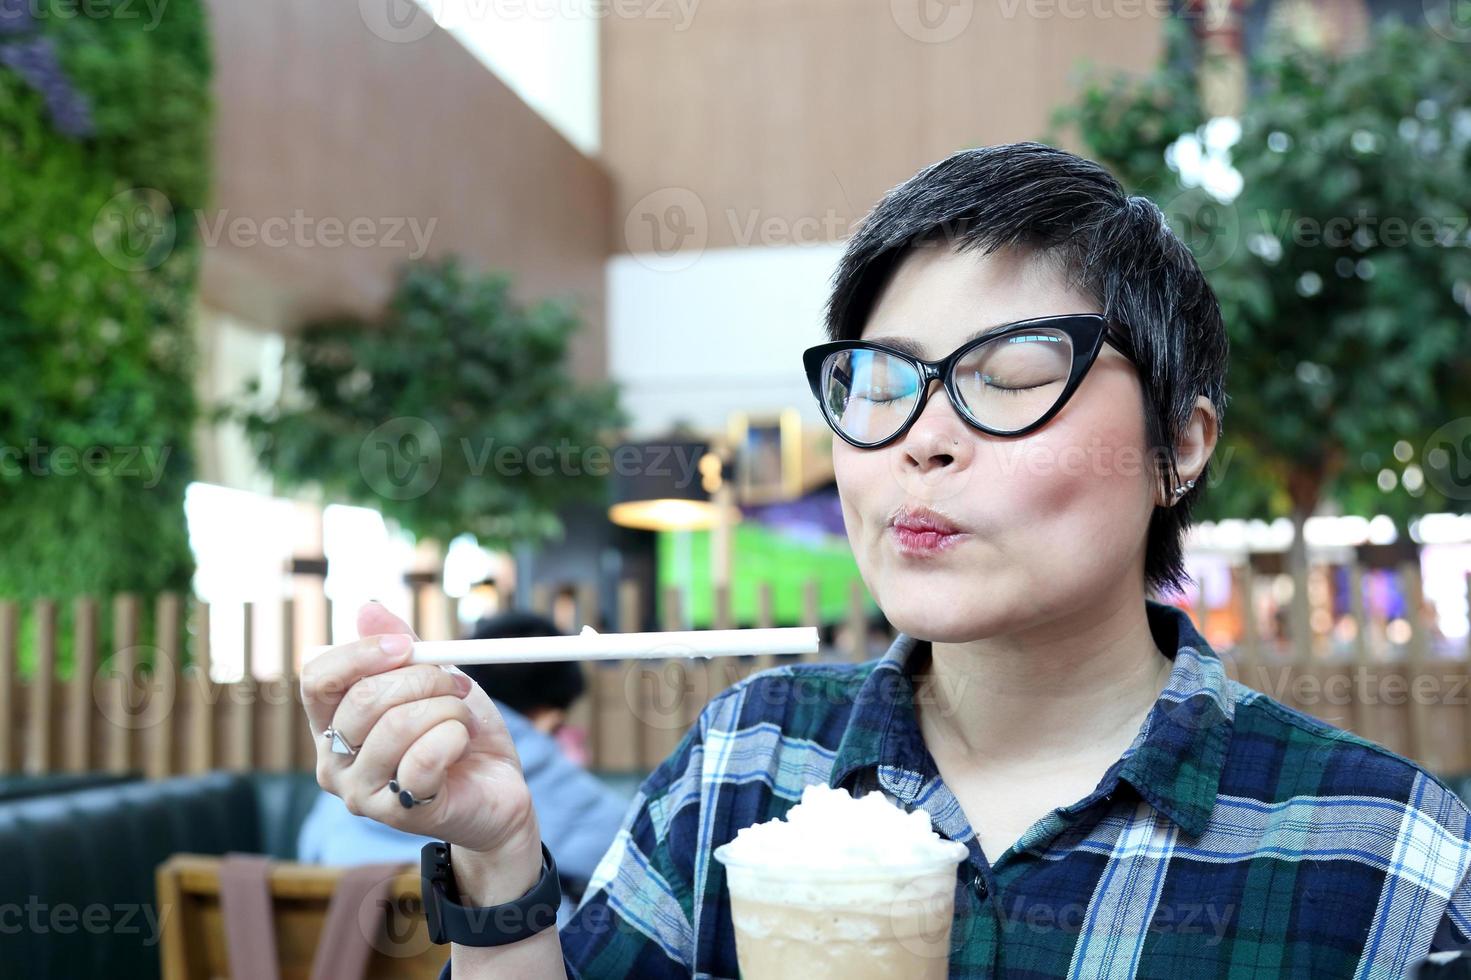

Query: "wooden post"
<box><xmin>442</xmin><ymin>588</ymin><xmax>460</xmax><ymax>643</ymax></box>
<box><xmin>802</xmin><ymin>579</ymin><xmax>821</xmax><ymax>663</ymax></box>
<box><xmin>105</xmin><ymin>594</ymin><xmax>139</xmax><ymax>774</ymax></box>
<box><xmin>186</xmin><ymin>601</ymin><xmax>214</xmax><ymax>775</ymax></box>
<box><xmin>25</xmin><ymin>599</ymin><xmax>56</xmax><ymax>774</ymax></box>
<box><xmin>617</xmin><ymin>579</ymin><xmax>640</xmax><ymax>634</ymax></box>
<box><xmin>688</xmin><ymin>582</ymin><xmax>719</xmax><ymax>717</ymax></box>
<box><xmin>408</xmin><ymin>583</ymin><xmax>423</xmax><ymax>638</ymax></box>
<box><xmin>1291</xmin><ymin>569</ymin><xmax>1316</xmax><ymax>693</ymax></box>
<box><xmin>66</xmin><ymin>597</ymin><xmax>97</xmax><ymax>773</ymax></box>
<box><xmin>263</xmin><ymin>599</ymin><xmax>297</xmax><ymax>772</ymax></box>
<box><xmin>712</xmin><ymin>583</ymin><xmax>732</xmax><ymax>631</ymax></box>
<box><xmin>637</xmin><ymin>585</ymin><xmax>692</xmax><ymax>770</ymax></box>
<box><xmin>574</xmin><ymin>582</ymin><xmax>600</xmax><ymax>632</ymax></box>
<box><xmin>1398</xmin><ymin>562</ymin><xmax>1432</xmax><ymax>771</ymax></box>
<box><xmin>227</xmin><ymin>602</ymin><xmax>255</xmax><ymax>772</ymax></box>
<box><xmin>563</xmin><ymin>582</ymin><xmax>601</xmax><ymax>763</ymax></box>
<box><xmin>143</xmin><ymin>593</ymin><xmax>181</xmax><ymax>779</ymax></box>
<box><xmin>668</xmin><ymin>583</ymin><xmax>701</xmax><ymax>733</ymax></box>
<box><xmin>711</xmin><ymin>581</ymin><xmax>749</xmax><ymax>693</ymax></box>
<box><xmin>754</xmin><ymin>582</ymin><xmax>778</xmax><ymax>673</ymax></box>
<box><xmin>756</xmin><ymin>582</ymin><xmax>774</xmax><ymax>630</ymax></box>
<box><xmin>1346</xmin><ymin>564</ymin><xmax>1373</xmax><ymax>744</ymax></box>
<box><xmin>1237</xmin><ymin>565</ymin><xmax>1263</xmax><ymax>693</ymax></box>
<box><xmin>531</xmin><ymin>583</ymin><xmax>553</xmax><ymax>617</ymax></box>
<box><xmin>592</xmin><ymin>580</ymin><xmax>642</xmax><ymax>772</ymax></box>
<box><xmin>0</xmin><ymin>601</ymin><xmax>14</xmax><ymax>772</ymax></box>
<box><xmin>844</xmin><ymin>581</ymin><xmax>866</xmax><ymax>661</ymax></box>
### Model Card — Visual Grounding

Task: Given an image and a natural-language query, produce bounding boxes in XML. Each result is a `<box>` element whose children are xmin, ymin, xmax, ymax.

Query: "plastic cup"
<box><xmin>713</xmin><ymin>841</ymin><xmax>967</xmax><ymax>980</ymax></box>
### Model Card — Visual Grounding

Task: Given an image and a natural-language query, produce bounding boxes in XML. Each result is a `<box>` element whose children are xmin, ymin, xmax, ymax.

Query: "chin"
<box><xmin>875</xmin><ymin>579</ymin><xmax>1012</xmax><ymax>643</ymax></box>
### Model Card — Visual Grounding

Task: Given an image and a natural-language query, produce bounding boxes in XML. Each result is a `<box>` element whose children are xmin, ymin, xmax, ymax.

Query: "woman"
<box><xmin>300</xmin><ymin>142</ymin><xmax>1471</xmax><ymax>978</ymax></box>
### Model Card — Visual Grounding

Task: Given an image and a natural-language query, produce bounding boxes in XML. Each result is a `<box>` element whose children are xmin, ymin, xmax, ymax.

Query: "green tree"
<box><xmin>1053</xmin><ymin>18</ymin><xmax>1471</xmax><ymax>644</ymax></box>
<box><xmin>233</xmin><ymin>258</ymin><xmax>628</xmax><ymax>551</ymax></box>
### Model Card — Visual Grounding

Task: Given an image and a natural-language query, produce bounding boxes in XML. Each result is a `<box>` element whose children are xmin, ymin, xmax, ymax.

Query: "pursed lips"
<box><xmin>887</xmin><ymin>505</ymin><xmax>970</xmax><ymax>556</ymax></box>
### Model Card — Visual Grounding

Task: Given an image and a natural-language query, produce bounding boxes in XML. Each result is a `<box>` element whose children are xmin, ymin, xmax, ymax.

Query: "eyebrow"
<box><xmin>862</xmin><ymin>321</ymin><xmax>1014</xmax><ymax>360</ymax></box>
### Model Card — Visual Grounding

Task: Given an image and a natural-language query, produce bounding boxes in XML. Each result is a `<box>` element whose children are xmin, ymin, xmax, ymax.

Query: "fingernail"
<box><xmin>451</xmin><ymin>671</ymin><xmax>472</xmax><ymax>696</ymax></box>
<box><xmin>379</xmin><ymin>633</ymin><xmax>412</xmax><ymax>657</ymax></box>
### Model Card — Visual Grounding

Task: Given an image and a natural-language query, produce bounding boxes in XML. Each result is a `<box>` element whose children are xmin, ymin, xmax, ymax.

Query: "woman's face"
<box><xmin>833</xmin><ymin>244</ymin><xmax>1157</xmax><ymax>643</ymax></box>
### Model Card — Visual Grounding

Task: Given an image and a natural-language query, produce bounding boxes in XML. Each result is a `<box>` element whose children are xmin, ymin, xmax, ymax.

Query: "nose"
<box><xmin>898</xmin><ymin>379</ymin><xmax>976</xmax><ymax>474</ymax></box>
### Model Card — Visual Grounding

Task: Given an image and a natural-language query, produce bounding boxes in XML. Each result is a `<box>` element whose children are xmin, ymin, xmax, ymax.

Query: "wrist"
<box><xmin>450</xmin><ymin>824</ymin><xmax>545</xmax><ymax>907</ymax></box>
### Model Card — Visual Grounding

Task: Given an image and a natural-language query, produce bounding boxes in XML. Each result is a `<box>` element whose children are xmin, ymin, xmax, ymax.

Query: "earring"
<box><xmin>1171</xmin><ymin>478</ymin><xmax>1197</xmax><ymax>500</ymax></box>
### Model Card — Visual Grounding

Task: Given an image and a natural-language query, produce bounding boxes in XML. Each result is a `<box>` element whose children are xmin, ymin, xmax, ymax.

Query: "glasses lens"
<box><xmin>821</xmin><ymin>348</ymin><xmax>922</xmax><ymax>444</ymax></box>
<box><xmin>952</xmin><ymin>329</ymin><xmax>1074</xmax><ymax>434</ymax></box>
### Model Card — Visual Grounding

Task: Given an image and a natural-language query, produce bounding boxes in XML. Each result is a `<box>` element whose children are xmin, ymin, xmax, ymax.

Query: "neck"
<box><xmin>913</xmin><ymin>590</ymin><xmax>1172</xmax><ymax>768</ymax></box>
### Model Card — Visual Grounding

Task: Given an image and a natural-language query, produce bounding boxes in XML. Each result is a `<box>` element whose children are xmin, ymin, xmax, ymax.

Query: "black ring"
<box><xmin>389</xmin><ymin>777</ymin><xmax>437</xmax><ymax>808</ymax></box>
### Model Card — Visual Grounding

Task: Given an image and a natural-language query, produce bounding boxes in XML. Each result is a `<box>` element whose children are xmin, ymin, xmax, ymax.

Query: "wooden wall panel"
<box><xmin>604</xmin><ymin>0</ymin><xmax>1165</xmax><ymax>253</ymax></box>
<box><xmin>200</xmin><ymin>0</ymin><xmax>613</xmax><ymax>382</ymax></box>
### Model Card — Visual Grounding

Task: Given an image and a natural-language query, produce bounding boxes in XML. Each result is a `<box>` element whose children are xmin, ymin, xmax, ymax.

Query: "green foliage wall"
<box><xmin>0</xmin><ymin>0</ymin><xmax>211</xmax><ymax>669</ymax></box>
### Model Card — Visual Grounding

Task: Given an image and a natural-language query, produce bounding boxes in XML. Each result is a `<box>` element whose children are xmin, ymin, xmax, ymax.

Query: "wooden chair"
<box><xmin>156</xmin><ymin>854</ymin><xmax>446</xmax><ymax>980</ymax></box>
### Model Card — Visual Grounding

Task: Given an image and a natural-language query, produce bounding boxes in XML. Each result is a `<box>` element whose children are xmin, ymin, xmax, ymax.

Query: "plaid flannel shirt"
<box><xmin>443</xmin><ymin>599</ymin><xmax>1471</xmax><ymax>978</ymax></box>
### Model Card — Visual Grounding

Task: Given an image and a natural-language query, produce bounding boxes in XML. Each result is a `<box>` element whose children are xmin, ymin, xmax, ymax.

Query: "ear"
<box><xmin>1157</xmin><ymin>396</ymin><xmax>1219</xmax><ymax>507</ymax></box>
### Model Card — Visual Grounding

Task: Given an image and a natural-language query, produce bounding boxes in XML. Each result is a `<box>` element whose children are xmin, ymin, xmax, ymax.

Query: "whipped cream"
<box><xmin>720</xmin><ymin>784</ymin><xmax>968</xmax><ymax>869</ymax></box>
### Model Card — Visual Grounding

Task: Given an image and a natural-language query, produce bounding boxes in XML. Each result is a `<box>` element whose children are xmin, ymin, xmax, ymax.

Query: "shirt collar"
<box><xmin>827</xmin><ymin>599</ymin><xmax>1234</xmax><ymax>839</ymax></box>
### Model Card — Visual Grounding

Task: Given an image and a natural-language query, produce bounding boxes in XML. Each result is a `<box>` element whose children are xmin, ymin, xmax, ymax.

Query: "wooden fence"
<box><xmin>1</xmin><ymin>564</ymin><xmax>1469</xmax><ymax>778</ymax></box>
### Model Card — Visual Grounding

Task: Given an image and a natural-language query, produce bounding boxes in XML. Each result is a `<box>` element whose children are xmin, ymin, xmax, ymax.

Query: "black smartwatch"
<box><xmin>420</xmin><ymin>840</ymin><xmax>562</xmax><ymax>947</ymax></box>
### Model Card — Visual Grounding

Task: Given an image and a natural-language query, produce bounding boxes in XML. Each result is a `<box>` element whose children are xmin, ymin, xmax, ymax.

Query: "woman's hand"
<box><xmin>301</xmin><ymin>602</ymin><xmax>540</xmax><ymax>865</ymax></box>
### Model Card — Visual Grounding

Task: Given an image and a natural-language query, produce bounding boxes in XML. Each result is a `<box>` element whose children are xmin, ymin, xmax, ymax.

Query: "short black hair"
<box><xmin>459</xmin><ymin>610</ymin><xmax>585</xmax><ymax>715</ymax></box>
<box><xmin>824</xmin><ymin>141</ymin><xmax>1228</xmax><ymax>597</ymax></box>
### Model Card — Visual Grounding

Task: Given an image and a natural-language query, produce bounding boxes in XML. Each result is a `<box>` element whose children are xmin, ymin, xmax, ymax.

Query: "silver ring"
<box><xmin>389</xmin><ymin>777</ymin><xmax>437</xmax><ymax>809</ymax></box>
<box><xmin>323</xmin><ymin>726</ymin><xmax>358</xmax><ymax>756</ymax></box>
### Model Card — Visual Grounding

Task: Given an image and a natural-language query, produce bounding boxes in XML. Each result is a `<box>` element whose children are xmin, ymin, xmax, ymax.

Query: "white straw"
<box><xmin>306</xmin><ymin>625</ymin><xmax>820</xmax><ymax>665</ymax></box>
<box><xmin>410</xmin><ymin>625</ymin><xmax>819</xmax><ymax>666</ymax></box>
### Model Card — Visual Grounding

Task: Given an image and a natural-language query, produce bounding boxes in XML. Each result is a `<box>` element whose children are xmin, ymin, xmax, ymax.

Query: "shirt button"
<box><xmin>973</xmin><ymin>873</ymin><xmax>989</xmax><ymax>898</ymax></box>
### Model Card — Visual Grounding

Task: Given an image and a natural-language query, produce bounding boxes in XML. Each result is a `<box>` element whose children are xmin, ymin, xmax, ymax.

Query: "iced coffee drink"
<box><xmin>713</xmin><ymin>784</ymin><xmax>968</xmax><ymax>979</ymax></box>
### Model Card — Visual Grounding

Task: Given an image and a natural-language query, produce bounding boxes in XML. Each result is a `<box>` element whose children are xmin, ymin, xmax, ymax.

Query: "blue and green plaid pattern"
<box><xmin>446</xmin><ymin>599</ymin><xmax>1471</xmax><ymax>978</ymax></box>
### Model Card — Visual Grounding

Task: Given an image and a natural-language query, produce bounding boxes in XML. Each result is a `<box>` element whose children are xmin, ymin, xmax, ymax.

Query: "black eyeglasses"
<box><xmin>802</xmin><ymin>314</ymin><xmax>1135</xmax><ymax>449</ymax></box>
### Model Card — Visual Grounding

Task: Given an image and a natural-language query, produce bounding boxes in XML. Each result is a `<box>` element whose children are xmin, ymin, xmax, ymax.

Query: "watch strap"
<box><xmin>421</xmin><ymin>841</ymin><xmax>562</xmax><ymax>947</ymax></box>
